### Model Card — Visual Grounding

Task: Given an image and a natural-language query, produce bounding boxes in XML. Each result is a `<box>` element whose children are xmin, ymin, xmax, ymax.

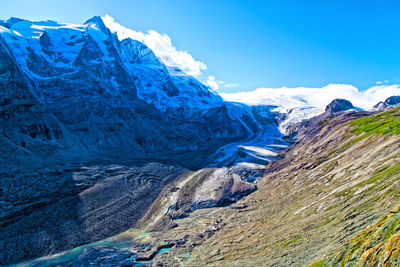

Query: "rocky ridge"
<box><xmin>20</xmin><ymin>103</ymin><xmax>400</xmax><ymax>266</ymax></box>
<box><xmin>373</xmin><ymin>95</ymin><xmax>400</xmax><ymax>111</ymax></box>
<box><xmin>0</xmin><ymin>16</ymin><xmax>284</xmax><ymax>265</ymax></box>
<box><xmin>324</xmin><ymin>98</ymin><xmax>355</xmax><ymax>113</ymax></box>
<box><xmin>3</xmin><ymin>15</ymin><xmax>400</xmax><ymax>267</ymax></box>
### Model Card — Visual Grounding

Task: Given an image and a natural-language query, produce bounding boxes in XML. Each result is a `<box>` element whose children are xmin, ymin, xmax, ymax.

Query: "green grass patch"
<box><xmin>280</xmin><ymin>235</ymin><xmax>302</xmax><ymax>248</ymax></box>
<box><xmin>382</xmin><ymin>213</ymin><xmax>400</xmax><ymax>241</ymax></box>
<box><xmin>338</xmin><ymin>134</ymin><xmax>369</xmax><ymax>151</ymax></box>
<box><xmin>363</xmin><ymin>163</ymin><xmax>400</xmax><ymax>186</ymax></box>
<box><xmin>350</xmin><ymin>107</ymin><xmax>400</xmax><ymax>135</ymax></box>
<box><xmin>343</xmin><ymin>162</ymin><xmax>400</xmax><ymax>198</ymax></box>
<box><xmin>309</xmin><ymin>259</ymin><xmax>326</xmax><ymax>267</ymax></box>
<box><xmin>322</xmin><ymin>159</ymin><xmax>338</xmax><ymax>173</ymax></box>
<box><xmin>381</xmin><ymin>188</ymin><xmax>400</xmax><ymax>200</ymax></box>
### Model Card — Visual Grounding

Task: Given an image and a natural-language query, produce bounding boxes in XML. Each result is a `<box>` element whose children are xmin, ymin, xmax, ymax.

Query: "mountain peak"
<box><xmin>384</xmin><ymin>95</ymin><xmax>400</xmax><ymax>106</ymax></box>
<box><xmin>84</xmin><ymin>16</ymin><xmax>109</xmax><ymax>33</ymax></box>
<box><xmin>120</xmin><ymin>38</ymin><xmax>163</xmax><ymax>67</ymax></box>
<box><xmin>325</xmin><ymin>98</ymin><xmax>354</xmax><ymax>113</ymax></box>
<box><xmin>373</xmin><ymin>95</ymin><xmax>400</xmax><ymax>111</ymax></box>
<box><xmin>0</xmin><ymin>17</ymin><xmax>25</xmax><ymax>28</ymax></box>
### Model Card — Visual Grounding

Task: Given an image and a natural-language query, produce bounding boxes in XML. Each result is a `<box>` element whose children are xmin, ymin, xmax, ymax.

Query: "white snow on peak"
<box><xmin>0</xmin><ymin>25</ymin><xmax>10</xmax><ymax>34</ymax></box>
<box><xmin>221</xmin><ymin>88</ymin><xmax>325</xmax><ymax>133</ymax></box>
<box><xmin>0</xmin><ymin>16</ymin><xmax>222</xmax><ymax>112</ymax></box>
<box><xmin>0</xmin><ymin>17</ymin><xmax>120</xmax><ymax>75</ymax></box>
<box><xmin>221</xmin><ymin>84</ymin><xmax>400</xmax><ymax>111</ymax></box>
<box><xmin>4</xmin><ymin>19</ymin><xmax>86</xmax><ymax>39</ymax></box>
<box><xmin>86</xmin><ymin>24</ymin><xmax>114</xmax><ymax>61</ymax></box>
<box><xmin>220</xmin><ymin>84</ymin><xmax>400</xmax><ymax>132</ymax></box>
<box><xmin>119</xmin><ymin>38</ymin><xmax>163</xmax><ymax>67</ymax></box>
<box><xmin>102</xmin><ymin>14</ymin><xmax>207</xmax><ymax>76</ymax></box>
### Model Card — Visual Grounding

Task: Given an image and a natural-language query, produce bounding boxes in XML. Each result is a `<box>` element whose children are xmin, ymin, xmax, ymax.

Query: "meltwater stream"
<box><xmin>17</xmin><ymin>129</ymin><xmax>288</xmax><ymax>266</ymax></box>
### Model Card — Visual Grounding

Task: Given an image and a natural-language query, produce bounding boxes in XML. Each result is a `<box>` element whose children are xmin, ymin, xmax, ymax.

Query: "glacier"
<box><xmin>0</xmin><ymin>16</ymin><xmax>292</xmax><ymax>265</ymax></box>
<box><xmin>2</xmin><ymin>15</ymin><xmax>395</xmax><ymax>266</ymax></box>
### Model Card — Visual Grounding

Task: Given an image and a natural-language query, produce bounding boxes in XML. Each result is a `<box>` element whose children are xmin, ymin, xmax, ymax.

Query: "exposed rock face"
<box><xmin>0</xmin><ymin>16</ymin><xmax>283</xmax><ymax>264</ymax></box>
<box><xmin>285</xmin><ymin>99</ymin><xmax>369</xmax><ymax>143</ymax></box>
<box><xmin>178</xmin><ymin>106</ymin><xmax>400</xmax><ymax>266</ymax></box>
<box><xmin>373</xmin><ymin>95</ymin><xmax>400</xmax><ymax>111</ymax></box>
<box><xmin>23</xmin><ymin>105</ymin><xmax>400</xmax><ymax>267</ymax></box>
<box><xmin>138</xmin><ymin>166</ymin><xmax>258</xmax><ymax>231</ymax></box>
<box><xmin>325</xmin><ymin>98</ymin><xmax>354</xmax><ymax>113</ymax></box>
<box><xmin>6</xmin><ymin>15</ymin><xmax>400</xmax><ymax>267</ymax></box>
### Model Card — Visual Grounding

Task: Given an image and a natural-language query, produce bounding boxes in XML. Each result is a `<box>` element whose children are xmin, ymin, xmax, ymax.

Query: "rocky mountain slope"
<box><xmin>181</xmin><ymin>105</ymin><xmax>400</xmax><ymax>266</ymax></box>
<box><xmin>0</xmin><ymin>16</ymin><xmax>284</xmax><ymax>265</ymax></box>
<box><xmin>323</xmin><ymin>204</ymin><xmax>400</xmax><ymax>266</ymax></box>
<box><xmin>3</xmin><ymin>15</ymin><xmax>400</xmax><ymax>267</ymax></box>
<box><xmin>373</xmin><ymin>95</ymin><xmax>400</xmax><ymax>111</ymax></box>
<box><xmin>20</xmin><ymin>103</ymin><xmax>400</xmax><ymax>266</ymax></box>
<box><xmin>182</xmin><ymin>105</ymin><xmax>400</xmax><ymax>266</ymax></box>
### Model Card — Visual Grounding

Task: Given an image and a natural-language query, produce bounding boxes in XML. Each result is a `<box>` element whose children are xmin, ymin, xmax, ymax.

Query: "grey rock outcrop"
<box><xmin>0</xmin><ymin>16</ymin><xmax>283</xmax><ymax>265</ymax></box>
<box><xmin>325</xmin><ymin>98</ymin><xmax>354</xmax><ymax>114</ymax></box>
<box><xmin>286</xmin><ymin>99</ymin><xmax>368</xmax><ymax>143</ymax></box>
<box><xmin>373</xmin><ymin>95</ymin><xmax>400</xmax><ymax>111</ymax></box>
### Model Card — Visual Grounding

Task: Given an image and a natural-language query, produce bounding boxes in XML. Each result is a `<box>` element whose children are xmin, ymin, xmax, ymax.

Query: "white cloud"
<box><xmin>376</xmin><ymin>80</ymin><xmax>389</xmax><ymax>85</ymax></box>
<box><xmin>220</xmin><ymin>84</ymin><xmax>400</xmax><ymax>110</ymax></box>
<box><xmin>102</xmin><ymin>14</ymin><xmax>207</xmax><ymax>76</ymax></box>
<box><xmin>206</xmin><ymin>75</ymin><xmax>224</xmax><ymax>90</ymax></box>
<box><xmin>205</xmin><ymin>76</ymin><xmax>238</xmax><ymax>91</ymax></box>
<box><xmin>224</xmin><ymin>83</ymin><xmax>239</xmax><ymax>88</ymax></box>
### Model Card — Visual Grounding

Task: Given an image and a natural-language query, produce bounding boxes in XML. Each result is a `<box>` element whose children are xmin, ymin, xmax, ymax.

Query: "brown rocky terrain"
<box><xmin>155</xmin><ymin>107</ymin><xmax>400</xmax><ymax>266</ymax></box>
<box><xmin>323</xmin><ymin>204</ymin><xmax>400</xmax><ymax>266</ymax></box>
<box><xmin>0</xmin><ymin>17</ymin><xmax>284</xmax><ymax>265</ymax></box>
<box><xmin>22</xmin><ymin>106</ymin><xmax>400</xmax><ymax>266</ymax></box>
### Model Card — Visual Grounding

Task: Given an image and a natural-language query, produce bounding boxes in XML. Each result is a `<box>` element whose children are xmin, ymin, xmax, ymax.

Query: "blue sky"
<box><xmin>2</xmin><ymin>0</ymin><xmax>400</xmax><ymax>93</ymax></box>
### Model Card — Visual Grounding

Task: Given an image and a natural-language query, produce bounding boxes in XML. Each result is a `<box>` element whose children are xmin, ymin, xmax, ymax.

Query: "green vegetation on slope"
<box><xmin>324</xmin><ymin>205</ymin><xmax>400</xmax><ymax>266</ymax></box>
<box><xmin>25</xmin><ymin>107</ymin><xmax>400</xmax><ymax>266</ymax></box>
<box><xmin>350</xmin><ymin>106</ymin><xmax>400</xmax><ymax>135</ymax></box>
<box><xmin>181</xmin><ymin>108</ymin><xmax>400</xmax><ymax>266</ymax></box>
<box><xmin>318</xmin><ymin>107</ymin><xmax>400</xmax><ymax>266</ymax></box>
<box><xmin>310</xmin><ymin>259</ymin><xmax>327</xmax><ymax>267</ymax></box>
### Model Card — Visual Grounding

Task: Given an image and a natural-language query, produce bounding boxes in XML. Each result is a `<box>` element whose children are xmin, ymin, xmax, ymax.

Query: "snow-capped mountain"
<box><xmin>0</xmin><ymin>16</ymin><xmax>274</xmax><ymax>161</ymax></box>
<box><xmin>221</xmin><ymin>91</ymin><xmax>324</xmax><ymax>133</ymax></box>
<box><xmin>373</xmin><ymin>95</ymin><xmax>400</xmax><ymax>111</ymax></box>
<box><xmin>0</xmin><ymin>16</ymin><xmax>284</xmax><ymax>264</ymax></box>
<box><xmin>4</xmin><ymin>15</ymin><xmax>399</xmax><ymax>266</ymax></box>
<box><xmin>119</xmin><ymin>37</ymin><xmax>222</xmax><ymax>111</ymax></box>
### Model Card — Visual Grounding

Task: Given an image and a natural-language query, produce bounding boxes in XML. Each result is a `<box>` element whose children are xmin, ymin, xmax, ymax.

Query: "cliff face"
<box><xmin>4</xmin><ymin>15</ymin><xmax>400</xmax><ymax>267</ymax></box>
<box><xmin>22</xmin><ymin>108</ymin><xmax>400</xmax><ymax>266</ymax></box>
<box><xmin>0</xmin><ymin>16</ymin><xmax>283</xmax><ymax>265</ymax></box>
<box><xmin>0</xmin><ymin>16</ymin><xmax>273</xmax><ymax>164</ymax></box>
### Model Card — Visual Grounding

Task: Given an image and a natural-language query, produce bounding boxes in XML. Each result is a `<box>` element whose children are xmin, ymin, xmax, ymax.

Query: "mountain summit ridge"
<box><xmin>0</xmin><ymin>16</ymin><xmax>283</xmax><ymax>264</ymax></box>
<box><xmin>2</xmin><ymin>15</ymin><xmax>400</xmax><ymax>266</ymax></box>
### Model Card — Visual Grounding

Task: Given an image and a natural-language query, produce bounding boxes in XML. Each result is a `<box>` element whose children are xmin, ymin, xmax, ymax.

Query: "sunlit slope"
<box><xmin>183</xmin><ymin>108</ymin><xmax>400</xmax><ymax>266</ymax></box>
<box><xmin>18</xmin><ymin>108</ymin><xmax>400</xmax><ymax>267</ymax></box>
<box><xmin>323</xmin><ymin>204</ymin><xmax>400</xmax><ymax>266</ymax></box>
<box><xmin>313</xmin><ymin>107</ymin><xmax>400</xmax><ymax>266</ymax></box>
